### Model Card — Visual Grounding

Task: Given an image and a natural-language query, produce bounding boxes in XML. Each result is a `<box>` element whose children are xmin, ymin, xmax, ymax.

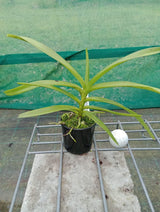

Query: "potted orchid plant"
<box><xmin>5</xmin><ymin>34</ymin><xmax>160</xmax><ymax>154</ymax></box>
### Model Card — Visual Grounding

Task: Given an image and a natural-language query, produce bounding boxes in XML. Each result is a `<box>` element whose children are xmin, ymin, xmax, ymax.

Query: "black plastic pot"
<box><xmin>61</xmin><ymin>124</ymin><xmax>96</xmax><ymax>155</ymax></box>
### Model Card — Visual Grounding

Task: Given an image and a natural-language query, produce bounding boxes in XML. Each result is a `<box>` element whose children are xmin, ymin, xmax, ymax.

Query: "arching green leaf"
<box><xmin>7</xmin><ymin>34</ymin><xmax>85</xmax><ymax>87</ymax></box>
<box><xmin>18</xmin><ymin>80</ymin><xmax>82</xmax><ymax>93</ymax></box>
<box><xmin>4</xmin><ymin>84</ymin><xmax>36</xmax><ymax>96</ymax></box>
<box><xmin>89</xmin><ymin>47</ymin><xmax>160</xmax><ymax>86</ymax></box>
<box><xmin>5</xmin><ymin>81</ymin><xmax>81</xmax><ymax>104</ymax></box>
<box><xmin>83</xmin><ymin>111</ymin><xmax>118</xmax><ymax>144</ymax></box>
<box><xmin>89</xmin><ymin>81</ymin><xmax>160</xmax><ymax>94</ymax></box>
<box><xmin>84</xmin><ymin>105</ymin><xmax>141</xmax><ymax>117</ymax></box>
<box><xmin>19</xmin><ymin>105</ymin><xmax>79</xmax><ymax>118</ymax></box>
<box><xmin>86</xmin><ymin>96</ymin><xmax>155</xmax><ymax>139</ymax></box>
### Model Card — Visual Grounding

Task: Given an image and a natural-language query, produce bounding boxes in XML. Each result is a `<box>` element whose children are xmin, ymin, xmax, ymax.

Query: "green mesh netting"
<box><xmin>0</xmin><ymin>0</ymin><xmax>160</xmax><ymax>110</ymax></box>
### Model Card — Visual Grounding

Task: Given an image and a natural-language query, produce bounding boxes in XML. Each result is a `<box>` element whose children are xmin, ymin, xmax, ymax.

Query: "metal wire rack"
<box><xmin>9</xmin><ymin>119</ymin><xmax>160</xmax><ymax>212</ymax></box>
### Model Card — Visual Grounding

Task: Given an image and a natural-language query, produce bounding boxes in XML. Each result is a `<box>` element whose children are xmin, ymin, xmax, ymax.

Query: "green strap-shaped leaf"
<box><xmin>86</xmin><ymin>96</ymin><xmax>155</xmax><ymax>139</ymax></box>
<box><xmin>85</xmin><ymin>48</ymin><xmax>89</xmax><ymax>86</ymax></box>
<box><xmin>18</xmin><ymin>105</ymin><xmax>79</xmax><ymax>118</ymax></box>
<box><xmin>83</xmin><ymin>111</ymin><xmax>118</xmax><ymax>144</ymax></box>
<box><xmin>87</xmin><ymin>96</ymin><xmax>138</xmax><ymax>112</ymax></box>
<box><xmin>18</xmin><ymin>80</ymin><xmax>82</xmax><ymax>93</ymax></box>
<box><xmin>89</xmin><ymin>47</ymin><xmax>160</xmax><ymax>86</ymax></box>
<box><xmin>89</xmin><ymin>81</ymin><xmax>160</xmax><ymax>94</ymax></box>
<box><xmin>7</xmin><ymin>34</ymin><xmax>85</xmax><ymax>88</ymax></box>
<box><xmin>84</xmin><ymin>105</ymin><xmax>141</xmax><ymax>117</ymax></box>
<box><xmin>4</xmin><ymin>84</ymin><xmax>37</xmax><ymax>96</ymax></box>
<box><xmin>5</xmin><ymin>82</ymin><xmax>80</xmax><ymax>104</ymax></box>
<box><xmin>22</xmin><ymin>81</ymin><xmax>81</xmax><ymax>104</ymax></box>
<box><xmin>5</xmin><ymin>80</ymin><xmax>82</xmax><ymax>96</ymax></box>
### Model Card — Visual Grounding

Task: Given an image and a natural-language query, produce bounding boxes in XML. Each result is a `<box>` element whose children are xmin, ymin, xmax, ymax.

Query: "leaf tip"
<box><xmin>4</xmin><ymin>90</ymin><xmax>11</xmax><ymax>96</ymax></box>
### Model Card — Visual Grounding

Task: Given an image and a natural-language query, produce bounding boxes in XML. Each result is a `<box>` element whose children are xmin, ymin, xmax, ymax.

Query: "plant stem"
<box><xmin>78</xmin><ymin>90</ymin><xmax>87</xmax><ymax>117</ymax></box>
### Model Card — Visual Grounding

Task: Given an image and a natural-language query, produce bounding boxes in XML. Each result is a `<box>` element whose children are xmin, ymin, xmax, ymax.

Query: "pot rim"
<box><xmin>61</xmin><ymin>123</ymin><xmax>96</xmax><ymax>131</ymax></box>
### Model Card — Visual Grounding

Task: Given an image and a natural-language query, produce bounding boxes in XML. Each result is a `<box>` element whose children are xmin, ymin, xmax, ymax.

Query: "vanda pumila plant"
<box><xmin>5</xmin><ymin>34</ymin><xmax>160</xmax><ymax>143</ymax></box>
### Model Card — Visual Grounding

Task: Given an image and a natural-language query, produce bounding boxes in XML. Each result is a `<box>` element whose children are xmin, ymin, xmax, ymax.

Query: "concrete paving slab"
<box><xmin>99</xmin><ymin>152</ymin><xmax>141</xmax><ymax>212</ymax></box>
<box><xmin>21</xmin><ymin>151</ymin><xmax>141</xmax><ymax>212</ymax></box>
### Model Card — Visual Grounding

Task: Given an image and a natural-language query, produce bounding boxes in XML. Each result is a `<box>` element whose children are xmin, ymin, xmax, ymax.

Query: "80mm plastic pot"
<box><xmin>61</xmin><ymin>124</ymin><xmax>96</xmax><ymax>155</ymax></box>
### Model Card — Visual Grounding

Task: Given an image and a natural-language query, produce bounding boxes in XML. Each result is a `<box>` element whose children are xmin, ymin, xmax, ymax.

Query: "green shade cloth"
<box><xmin>0</xmin><ymin>46</ymin><xmax>160</xmax><ymax>110</ymax></box>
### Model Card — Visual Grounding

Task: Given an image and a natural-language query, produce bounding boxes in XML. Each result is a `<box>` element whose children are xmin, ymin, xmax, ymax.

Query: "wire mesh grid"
<box><xmin>9</xmin><ymin>119</ymin><xmax>160</xmax><ymax>212</ymax></box>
